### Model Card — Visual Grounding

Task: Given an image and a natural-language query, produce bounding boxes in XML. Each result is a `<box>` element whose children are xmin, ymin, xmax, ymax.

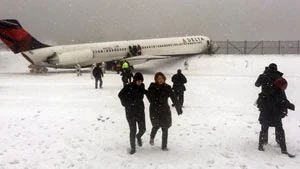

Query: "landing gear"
<box><xmin>75</xmin><ymin>64</ymin><xmax>82</xmax><ymax>76</ymax></box>
<box><xmin>28</xmin><ymin>64</ymin><xmax>48</xmax><ymax>73</ymax></box>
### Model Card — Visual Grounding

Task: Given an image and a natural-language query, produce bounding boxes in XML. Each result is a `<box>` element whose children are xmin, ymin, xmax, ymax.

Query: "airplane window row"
<box><xmin>141</xmin><ymin>41</ymin><xmax>201</xmax><ymax>49</ymax></box>
<box><xmin>94</xmin><ymin>48</ymin><xmax>127</xmax><ymax>53</ymax></box>
<box><xmin>93</xmin><ymin>40</ymin><xmax>202</xmax><ymax>54</ymax></box>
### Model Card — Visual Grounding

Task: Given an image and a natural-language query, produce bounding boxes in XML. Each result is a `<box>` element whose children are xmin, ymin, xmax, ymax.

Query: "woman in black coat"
<box><xmin>147</xmin><ymin>72</ymin><xmax>182</xmax><ymax>151</ymax></box>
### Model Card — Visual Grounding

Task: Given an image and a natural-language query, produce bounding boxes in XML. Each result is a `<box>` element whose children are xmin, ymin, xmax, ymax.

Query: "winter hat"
<box><xmin>177</xmin><ymin>69</ymin><xmax>182</xmax><ymax>73</ymax></box>
<box><xmin>134</xmin><ymin>72</ymin><xmax>144</xmax><ymax>81</ymax></box>
<box><xmin>268</xmin><ymin>63</ymin><xmax>277</xmax><ymax>71</ymax></box>
<box><xmin>274</xmin><ymin>77</ymin><xmax>288</xmax><ymax>90</ymax></box>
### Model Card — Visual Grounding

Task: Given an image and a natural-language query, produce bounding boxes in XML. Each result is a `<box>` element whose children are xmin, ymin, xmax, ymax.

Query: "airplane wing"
<box><xmin>124</xmin><ymin>55</ymin><xmax>171</xmax><ymax>65</ymax></box>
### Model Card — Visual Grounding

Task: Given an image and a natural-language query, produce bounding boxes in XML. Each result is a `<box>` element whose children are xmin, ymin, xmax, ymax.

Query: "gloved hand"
<box><xmin>288</xmin><ymin>103</ymin><xmax>295</xmax><ymax>111</ymax></box>
<box><xmin>177</xmin><ymin>107</ymin><xmax>183</xmax><ymax>115</ymax></box>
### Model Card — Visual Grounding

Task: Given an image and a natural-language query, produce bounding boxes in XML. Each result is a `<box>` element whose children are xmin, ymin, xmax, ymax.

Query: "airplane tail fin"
<box><xmin>0</xmin><ymin>19</ymin><xmax>49</xmax><ymax>54</ymax></box>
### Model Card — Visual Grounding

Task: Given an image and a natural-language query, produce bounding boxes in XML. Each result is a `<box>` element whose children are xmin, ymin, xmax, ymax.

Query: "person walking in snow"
<box><xmin>255</xmin><ymin>63</ymin><xmax>295</xmax><ymax>156</ymax></box>
<box><xmin>172</xmin><ymin>69</ymin><xmax>187</xmax><ymax>107</ymax></box>
<box><xmin>92</xmin><ymin>63</ymin><xmax>104</xmax><ymax>89</ymax></box>
<box><xmin>118</xmin><ymin>72</ymin><xmax>147</xmax><ymax>154</ymax></box>
<box><xmin>147</xmin><ymin>72</ymin><xmax>182</xmax><ymax>151</ymax></box>
<box><xmin>184</xmin><ymin>60</ymin><xmax>189</xmax><ymax>70</ymax></box>
<box><xmin>90</xmin><ymin>63</ymin><xmax>97</xmax><ymax>79</ymax></box>
<box><xmin>122</xmin><ymin>60</ymin><xmax>130</xmax><ymax>71</ymax></box>
<box><xmin>115</xmin><ymin>61</ymin><xmax>121</xmax><ymax>74</ymax></box>
<box><xmin>121</xmin><ymin>68</ymin><xmax>133</xmax><ymax>87</ymax></box>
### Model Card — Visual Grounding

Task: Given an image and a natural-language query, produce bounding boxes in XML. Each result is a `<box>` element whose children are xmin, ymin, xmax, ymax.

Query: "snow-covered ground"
<box><xmin>0</xmin><ymin>52</ymin><xmax>299</xmax><ymax>169</ymax></box>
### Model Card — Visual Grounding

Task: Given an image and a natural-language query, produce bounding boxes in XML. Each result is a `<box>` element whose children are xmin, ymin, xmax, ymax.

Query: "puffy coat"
<box><xmin>147</xmin><ymin>82</ymin><xmax>182</xmax><ymax>128</ymax></box>
<box><xmin>255</xmin><ymin>69</ymin><xmax>294</xmax><ymax>126</ymax></box>
<box><xmin>93</xmin><ymin>66</ymin><xmax>103</xmax><ymax>78</ymax></box>
<box><xmin>172</xmin><ymin>73</ymin><xmax>187</xmax><ymax>91</ymax></box>
<box><xmin>118</xmin><ymin>82</ymin><xmax>147</xmax><ymax>119</ymax></box>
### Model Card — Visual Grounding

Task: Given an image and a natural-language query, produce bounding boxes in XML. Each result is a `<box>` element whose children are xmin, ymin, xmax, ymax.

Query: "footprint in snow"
<box><xmin>68</xmin><ymin>164</ymin><xmax>75</xmax><ymax>168</ymax></box>
<box><xmin>9</xmin><ymin>160</ymin><xmax>20</xmax><ymax>165</ymax></box>
<box><xmin>207</xmin><ymin>160</ymin><xmax>215</xmax><ymax>167</ymax></box>
<box><xmin>97</xmin><ymin>116</ymin><xmax>110</xmax><ymax>122</ymax></box>
<box><xmin>240</xmin><ymin>164</ymin><xmax>248</xmax><ymax>169</ymax></box>
<box><xmin>220</xmin><ymin>152</ymin><xmax>232</xmax><ymax>159</ymax></box>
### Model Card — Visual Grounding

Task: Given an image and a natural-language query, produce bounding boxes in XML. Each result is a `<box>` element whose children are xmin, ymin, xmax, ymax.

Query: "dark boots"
<box><xmin>258</xmin><ymin>124</ymin><xmax>287</xmax><ymax>154</ymax></box>
<box><xmin>137</xmin><ymin>136</ymin><xmax>142</xmax><ymax>147</ymax></box>
<box><xmin>162</xmin><ymin>128</ymin><xmax>168</xmax><ymax>151</ymax></box>
<box><xmin>150</xmin><ymin>127</ymin><xmax>169</xmax><ymax>151</ymax></box>
<box><xmin>276</xmin><ymin>126</ymin><xmax>287</xmax><ymax>153</ymax></box>
<box><xmin>258</xmin><ymin>125</ymin><xmax>269</xmax><ymax>151</ymax></box>
<box><xmin>129</xmin><ymin>148</ymin><xmax>136</xmax><ymax>155</ymax></box>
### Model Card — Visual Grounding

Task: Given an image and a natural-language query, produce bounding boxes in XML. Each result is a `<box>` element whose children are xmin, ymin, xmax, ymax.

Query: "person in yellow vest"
<box><xmin>122</xmin><ymin>60</ymin><xmax>129</xmax><ymax>70</ymax></box>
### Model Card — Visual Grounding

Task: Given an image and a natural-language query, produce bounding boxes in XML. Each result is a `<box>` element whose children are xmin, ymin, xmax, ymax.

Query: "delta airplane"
<box><xmin>0</xmin><ymin>19</ymin><xmax>218</xmax><ymax>73</ymax></box>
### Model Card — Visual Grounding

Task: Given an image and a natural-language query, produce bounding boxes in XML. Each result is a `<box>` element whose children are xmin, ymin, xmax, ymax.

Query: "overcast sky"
<box><xmin>1</xmin><ymin>0</ymin><xmax>300</xmax><ymax>44</ymax></box>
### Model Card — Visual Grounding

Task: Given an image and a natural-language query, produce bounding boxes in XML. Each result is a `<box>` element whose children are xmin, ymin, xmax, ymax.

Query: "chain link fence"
<box><xmin>215</xmin><ymin>41</ymin><xmax>300</xmax><ymax>55</ymax></box>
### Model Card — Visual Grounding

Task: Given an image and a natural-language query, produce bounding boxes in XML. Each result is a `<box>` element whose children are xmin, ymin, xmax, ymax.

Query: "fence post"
<box><xmin>278</xmin><ymin>41</ymin><xmax>281</xmax><ymax>54</ymax></box>
<box><xmin>261</xmin><ymin>41</ymin><xmax>264</xmax><ymax>55</ymax></box>
<box><xmin>297</xmin><ymin>40</ymin><xmax>300</xmax><ymax>54</ymax></box>
<box><xmin>244</xmin><ymin>40</ymin><xmax>247</xmax><ymax>54</ymax></box>
<box><xmin>227</xmin><ymin>40</ymin><xmax>229</xmax><ymax>54</ymax></box>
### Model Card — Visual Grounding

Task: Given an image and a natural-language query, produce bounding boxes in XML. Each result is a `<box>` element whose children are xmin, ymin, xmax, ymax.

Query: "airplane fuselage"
<box><xmin>22</xmin><ymin>35</ymin><xmax>212</xmax><ymax>69</ymax></box>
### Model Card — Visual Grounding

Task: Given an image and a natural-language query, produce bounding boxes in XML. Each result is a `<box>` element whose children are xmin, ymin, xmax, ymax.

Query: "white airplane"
<box><xmin>0</xmin><ymin>19</ymin><xmax>218</xmax><ymax>73</ymax></box>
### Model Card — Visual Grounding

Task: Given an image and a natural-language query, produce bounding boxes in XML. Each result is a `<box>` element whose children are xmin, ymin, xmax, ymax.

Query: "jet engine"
<box><xmin>47</xmin><ymin>49</ymin><xmax>93</xmax><ymax>65</ymax></box>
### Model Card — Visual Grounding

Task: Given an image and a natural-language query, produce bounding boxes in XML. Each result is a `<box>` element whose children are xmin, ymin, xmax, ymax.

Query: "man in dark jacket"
<box><xmin>92</xmin><ymin>63</ymin><xmax>104</xmax><ymax>89</ymax></box>
<box><xmin>255</xmin><ymin>63</ymin><xmax>295</xmax><ymax>155</ymax></box>
<box><xmin>172</xmin><ymin>69</ymin><xmax>187</xmax><ymax>107</ymax></box>
<box><xmin>118</xmin><ymin>72</ymin><xmax>147</xmax><ymax>155</ymax></box>
<box><xmin>147</xmin><ymin>72</ymin><xmax>182</xmax><ymax>151</ymax></box>
<box><xmin>120</xmin><ymin>69</ymin><xmax>133</xmax><ymax>87</ymax></box>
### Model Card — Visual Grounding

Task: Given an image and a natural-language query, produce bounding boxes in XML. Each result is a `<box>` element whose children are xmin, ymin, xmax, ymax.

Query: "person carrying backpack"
<box><xmin>255</xmin><ymin>63</ymin><xmax>295</xmax><ymax>156</ymax></box>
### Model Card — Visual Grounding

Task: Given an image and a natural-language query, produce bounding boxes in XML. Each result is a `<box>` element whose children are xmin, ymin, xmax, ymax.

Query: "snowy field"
<box><xmin>0</xmin><ymin>52</ymin><xmax>300</xmax><ymax>169</ymax></box>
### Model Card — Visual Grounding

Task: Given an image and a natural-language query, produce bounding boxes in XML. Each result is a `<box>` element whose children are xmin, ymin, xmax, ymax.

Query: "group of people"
<box><xmin>92</xmin><ymin>60</ymin><xmax>133</xmax><ymax>89</ymax></box>
<box><xmin>94</xmin><ymin>61</ymin><xmax>295</xmax><ymax>156</ymax></box>
<box><xmin>255</xmin><ymin>63</ymin><xmax>295</xmax><ymax>156</ymax></box>
<box><xmin>128</xmin><ymin>45</ymin><xmax>142</xmax><ymax>57</ymax></box>
<box><xmin>118</xmin><ymin>70</ymin><xmax>187</xmax><ymax>154</ymax></box>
